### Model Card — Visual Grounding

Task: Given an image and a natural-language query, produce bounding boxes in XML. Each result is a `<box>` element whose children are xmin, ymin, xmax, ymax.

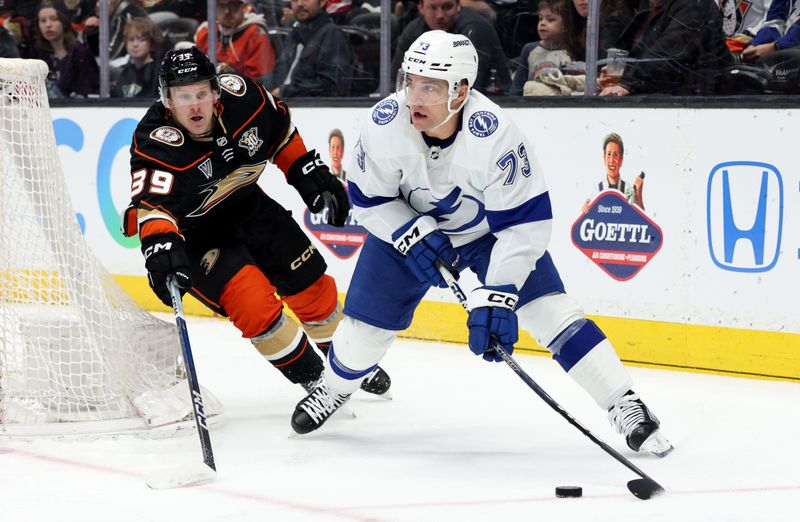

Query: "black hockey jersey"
<box><xmin>125</xmin><ymin>73</ymin><xmax>307</xmax><ymax>242</ymax></box>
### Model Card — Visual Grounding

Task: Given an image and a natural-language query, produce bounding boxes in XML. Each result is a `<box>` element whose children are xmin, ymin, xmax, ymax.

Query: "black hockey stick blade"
<box><xmin>627</xmin><ymin>478</ymin><xmax>665</xmax><ymax>500</ymax></box>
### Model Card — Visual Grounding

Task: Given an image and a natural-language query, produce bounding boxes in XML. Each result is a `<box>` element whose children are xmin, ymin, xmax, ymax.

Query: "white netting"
<box><xmin>0</xmin><ymin>58</ymin><xmax>222</xmax><ymax>436</ymax></box>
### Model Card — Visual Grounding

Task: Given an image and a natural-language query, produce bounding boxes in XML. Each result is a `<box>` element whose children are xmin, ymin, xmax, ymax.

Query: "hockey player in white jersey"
<box><xmin>291</xmin><ymin>30</ymin><xmax>672</xmax><ymax>457</ymax></box>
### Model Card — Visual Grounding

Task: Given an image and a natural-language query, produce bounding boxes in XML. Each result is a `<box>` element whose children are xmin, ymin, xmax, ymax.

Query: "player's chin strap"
<box><xmin>428</xmin><ymin>88</ymin><xmax>470</xmax><ymax>132</ymax></box>
<box><xmin>436</xmin><ymin>263</ymin><xmax>665</xmax><ymax>501</ymax></box>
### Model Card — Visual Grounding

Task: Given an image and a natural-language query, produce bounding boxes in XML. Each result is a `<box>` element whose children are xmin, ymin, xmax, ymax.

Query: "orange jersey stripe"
<box><xmin>139</xmin><ymin>218</ymin><xmax>179</xmax><ymax>240</ymax></box>
<box><xmin>274</xmin><ymin>133</ymin><xmax>308</xmax><ymax>177</ymax></box>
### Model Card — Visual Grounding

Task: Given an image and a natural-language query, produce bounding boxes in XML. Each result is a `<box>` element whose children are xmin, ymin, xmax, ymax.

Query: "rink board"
<box><xmin>50</xmin><ymin>105</ymin><xmax>800</xmax><ymax>381</ymax></box>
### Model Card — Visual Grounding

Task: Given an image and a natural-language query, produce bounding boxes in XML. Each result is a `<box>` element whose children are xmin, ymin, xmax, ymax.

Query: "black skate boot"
<box><xmin>360</xmin><ymin>366</ymin><xmax>391</xmax><ymax>396</ymax></box>
<box><xmin>608</xmin><ymin>390</ymin><xmax>674</xmax><ymax>457</ymax></box>
<box><xmin>291</xmin><ymin>381</ymin><xmax>351</xmax><ymax>434</ymax></box>
<box><xmin>317</xmin><ymin>342</ymin><xmax>392</xmax><ymax>397</ymax></box>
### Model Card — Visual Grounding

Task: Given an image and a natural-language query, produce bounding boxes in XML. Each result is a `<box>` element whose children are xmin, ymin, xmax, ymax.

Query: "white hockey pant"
<box><xmin>325</xmin><ymin>316</ymin><xmax>396</xmax><ymax>395</ymax></box>
<box><xmin>516</xmin><ymin>293</ymin><xmax>632</xmax><ymax>409</ymax></box>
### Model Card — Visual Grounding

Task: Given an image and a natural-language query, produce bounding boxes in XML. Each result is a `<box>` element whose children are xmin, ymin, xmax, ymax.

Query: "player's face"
<box><xmin>419</xmin><ymin>0</ymin><xmax>460</xmax><ymax>31</ymax></box>
<box><xmin>168</xmin><ymin>82</ymin><xmax>217</xmax><ymax>136</ymax></box>
<box><xmin>604</xmin><ymin>142</ymin><xmax>624</xmax><ymax>179</ymax></box>
<box><xmin>329</xmin><ymin>136</ymin><xmax>344</xmax><ymax>172</ymax></box>
<box><xmin>38</xmin><ymin>8</ymin><xmax>64</xmax><ymax>43</ymax></box>
<box><xmin>403</xmin><ymin>74</ymin><xmax>453</xmax><ymax>131</ymax></box>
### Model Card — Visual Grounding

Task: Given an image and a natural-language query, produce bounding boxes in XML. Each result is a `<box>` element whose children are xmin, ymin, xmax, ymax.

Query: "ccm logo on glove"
<box><xmin>487</xmin><ymin>292</ymin><xmax>517</xmax><ymax>309</ymax></box>
<box><xmin>143</xmin><ymin>241</ymin><xmax>174</xmax><ymax>259</ymax></box>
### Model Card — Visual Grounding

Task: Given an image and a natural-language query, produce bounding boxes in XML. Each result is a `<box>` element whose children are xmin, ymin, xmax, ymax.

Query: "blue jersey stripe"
<box><xmin>486</xmin><ymin>192</ymin><xmax>553</xmax><ymax>233</ymax></box>
<box><xmin>349</xmin><ymin>181</ymin><xmax>398</xmax><ymax>208</ymax></box>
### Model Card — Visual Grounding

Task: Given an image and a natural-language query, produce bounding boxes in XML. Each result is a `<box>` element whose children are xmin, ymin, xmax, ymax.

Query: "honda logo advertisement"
<box><xmin>706</xmin><ymin>161</ymin><xmax>783</xmax><ymax>273</ymax></box>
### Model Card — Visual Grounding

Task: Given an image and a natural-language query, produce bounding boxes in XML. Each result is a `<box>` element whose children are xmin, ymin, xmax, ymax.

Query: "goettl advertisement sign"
<box><xmin>302</xmin><ymin>200</ymin><xmax>367</xmax><ymax>260</ymax></box>
<box><xmin>571</xmin><ymin>191</ymin><xmax>663</xmax><ymax>281</ymax></box>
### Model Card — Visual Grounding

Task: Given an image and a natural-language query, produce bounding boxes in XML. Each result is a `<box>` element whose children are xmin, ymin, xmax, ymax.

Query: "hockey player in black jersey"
<box><xmin>124</xmin><ymin>46</ymin><xmax>390</xmax><ymax>397</ymax></box>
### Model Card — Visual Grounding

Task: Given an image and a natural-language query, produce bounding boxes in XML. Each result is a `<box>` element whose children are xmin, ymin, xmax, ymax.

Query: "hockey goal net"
<box><xmin>0</xmin><ymin>58</ymin><xmax>221</xmax><ymax>436</ymax></box>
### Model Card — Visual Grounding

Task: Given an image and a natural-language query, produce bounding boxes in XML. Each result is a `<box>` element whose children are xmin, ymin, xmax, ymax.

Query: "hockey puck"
<box><xmin>555</xmin><ymin>486</ymin><xmax>582</xmax><ymax>498</ymax></box>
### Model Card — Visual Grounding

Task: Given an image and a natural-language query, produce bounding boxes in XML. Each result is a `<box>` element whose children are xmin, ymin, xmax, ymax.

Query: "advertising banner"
<box><xmin>50</xmin><ymin>105</ymin><xmax>799</xmax><ymax>378</ymax></box>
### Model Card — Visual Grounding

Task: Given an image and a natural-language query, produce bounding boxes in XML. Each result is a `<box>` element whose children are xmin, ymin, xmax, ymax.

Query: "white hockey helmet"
<box><xmin>401</xmin><ymin>30</ymin><xmax>478</xmax><ymax>95</ymax></box>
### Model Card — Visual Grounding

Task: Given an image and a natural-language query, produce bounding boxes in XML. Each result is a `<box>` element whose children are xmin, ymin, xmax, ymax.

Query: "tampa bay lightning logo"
<box><xmin>407</xmin><ymin>187</ymin><xmax>486</xmax><ymax>233</ymax></box>
<box><xmin>468</xmin><ymin>111</ymin><xmax>499</xmax><ymax>138</ymax></box>
<box><xmin>372</xmin><ymin>99</ymin><xmax>399</xmax><ymax>125</ymax></box>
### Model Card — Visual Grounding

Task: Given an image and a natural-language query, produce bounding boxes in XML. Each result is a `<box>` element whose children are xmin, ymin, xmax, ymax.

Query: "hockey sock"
<box><xmin>549</xmin><ymin>319</ymin><xmax>632</xmax><ymax>409</ymax></box>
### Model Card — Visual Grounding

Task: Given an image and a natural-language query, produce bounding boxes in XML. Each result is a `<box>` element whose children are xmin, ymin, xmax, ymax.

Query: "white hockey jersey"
<box><xmin>347</xmin><ymin>90</ymin><xmax>553</xmax><ymax>289</ymax></box>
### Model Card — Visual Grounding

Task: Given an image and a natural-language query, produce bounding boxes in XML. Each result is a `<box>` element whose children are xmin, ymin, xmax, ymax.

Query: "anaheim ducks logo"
<box><xmin>218</xmin><ymin>74</ymin><xmax>247</xmax><ymax>96</ymax></box>
<box><xmin>187</xmin><ymin>162</ymin><xmax>266</xmax><ymax>217</ymax></box>
<box><xmin>200</xmin><ymin>248</ymin><xmax>221</xmax><ymax>275</ymax></box>
<box><xmin>150</xmin><ymin>126</ymin><xmax>184</xmax><ymax>146</ymax></box>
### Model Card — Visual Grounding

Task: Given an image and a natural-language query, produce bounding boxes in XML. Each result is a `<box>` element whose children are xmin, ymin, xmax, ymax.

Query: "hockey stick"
<box><xmin>145</xmin><ymin>277</ymin><xmax>216</xmax><ymax>489</ymax></box>
<box><xmin>438</xmin><ymin>266</ymin><xmax>664</xmax><ymax>500</ymax></box>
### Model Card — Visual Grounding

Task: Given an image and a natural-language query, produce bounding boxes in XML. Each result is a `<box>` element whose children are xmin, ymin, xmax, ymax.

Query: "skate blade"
<box><xmin>640</xmin><ymin>430</ymin><xmax>674</xmax><ymax>457</ymax></box>
<box><xmin>367</xmin><ymin>390</ymin><xmax>392</xmax><ymax>401</ymax></box>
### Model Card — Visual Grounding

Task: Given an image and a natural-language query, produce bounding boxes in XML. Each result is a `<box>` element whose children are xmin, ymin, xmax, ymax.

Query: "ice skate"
<box><xmin>608</xmin><ymin>390</ymin><xmax>674</xmax><ymax>457</ymax></box>
<box><xmin>292</xmin><ymin>381</ymin><xmax>351</xmax><ymax>434</ymax></box>
<box><xmin>317</xmin><ymin>343</ymin><xmax>392</xmax><ymax>398</ymax></box>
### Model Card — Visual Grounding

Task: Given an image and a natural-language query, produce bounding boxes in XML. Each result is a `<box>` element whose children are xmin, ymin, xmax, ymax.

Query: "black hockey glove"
<box><xmin>287</xmin><ymin>150</ymin><xmax>350</xmax><ymax>227</ymax></box>
<box><xmin>141</xmin><ymin>232</ymin><xmax>192</xmax><ymax>307</ymax></box>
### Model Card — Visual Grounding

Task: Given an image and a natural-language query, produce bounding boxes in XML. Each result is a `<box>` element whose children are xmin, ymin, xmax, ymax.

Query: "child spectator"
<box><xmin>111</xmin><ymin>16</ymin><xmax>163</xmax><ymax>97</ymax></box>
<box><xmin>523</xmin><ymin>0</ymin><xmax>581</xmax><ymax>95</ymax></box>
<box><xmin>30</xmin><ymin>0</ymin><xmax>99</xmax><ymax>98</ymax></box>
<box><xmin>195</xmin><ymin>0</ymin><xmax>275</xmax><ymax>81</ymax></box>
<box><xmin>511</xmin><ymin>0</ymin><xmax>590</xmax><ymax>95</ymax></box>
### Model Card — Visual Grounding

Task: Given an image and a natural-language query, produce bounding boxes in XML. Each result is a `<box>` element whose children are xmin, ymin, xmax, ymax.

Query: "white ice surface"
<box><xmin>2</xmin><ymin>315</ymin><xmax>799</xmax><ymax>522</ymax></box>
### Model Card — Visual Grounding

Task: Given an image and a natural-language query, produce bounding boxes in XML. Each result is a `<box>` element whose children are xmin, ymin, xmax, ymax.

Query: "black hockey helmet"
<box><xmin>158</xmin><ymin>46</ymin><xmax>219</xmax><ymax>107</ymax></box>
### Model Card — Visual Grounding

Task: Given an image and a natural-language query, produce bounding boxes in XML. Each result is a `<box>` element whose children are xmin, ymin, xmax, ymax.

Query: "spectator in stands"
<box><xmin>716</xmin><ymin>0</ymin><xmax>772</xmax><ymax>53</ymax></box>
<box><xmin>111</xmin><ymin>16</ymin><xmax>162</xmax><ymax>97</ymax></box>
<box><xmin>83</xmin><ymin>0</ymin><xmax>147</xmax><ymax>60</ymax></box>
<box><xmin>30</xmin><ymin>0</ymin><xmax>99</xmax><ymax>97</ymax></box>
<box><xmin>521</xmin><ymin>0</ymin><xmax>581</xmax><ymax>96</ymax></box>
<box><xmin>392</xmin><ymin>0</ymin><xmax>510</xmax><ymax>93</ymax></box>
<box><xmin>599</xmin><ymin>0</ymin><xmax>733</xmax><ymax>96</ymax></box>
<box><xmin>741</xmin><ymin>0</ymin><xmax>800</xmax><ymax>62</ymax></box>
<box><xmin>270</xmin><ymin>0</ymin><xmax>354</xmax><ymax>96</ymax></box>
<box><xmin>328</xmin><ymin>128</ymin><xmax>346</xmax><ymax>180</ymax></box>
<box><xmin>511</xmin><ymin>0</ymin><xmax>590</xmax><ymax>95</ymax></box>
<box><xmin>0</xmin><ymin>21</ymin><xmax>19</xmax><ymax>57</ymax></box>
<box><xmin>195</xmin><ymin>0</ymin><xmax>275</xmax><ymax>80</ymax></box>
<box><xmin>0</xmin><ymin>0</ymin><xmax>32</xmax><ymax>57</ymax></box>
